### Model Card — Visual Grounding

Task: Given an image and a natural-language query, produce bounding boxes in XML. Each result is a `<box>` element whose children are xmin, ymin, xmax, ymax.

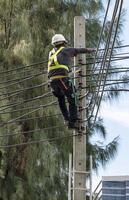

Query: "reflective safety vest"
<box><xmin>48</xmin><ymin>47</ymin><xmax>69</xmax><ymax>73</ymax></box>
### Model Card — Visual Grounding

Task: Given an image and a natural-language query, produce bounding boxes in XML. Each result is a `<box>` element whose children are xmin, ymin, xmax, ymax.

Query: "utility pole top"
<box><xmin>74</xmin><ymin>16</ymin><xmax>86</xmax><ymax>48</ymax></box>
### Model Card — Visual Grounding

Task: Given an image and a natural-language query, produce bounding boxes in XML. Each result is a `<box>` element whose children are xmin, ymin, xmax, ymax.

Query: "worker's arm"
<box><xmin>62</xmin><ymin>47</ymin><xmax>96</xmax><ymax>57</ymax></box>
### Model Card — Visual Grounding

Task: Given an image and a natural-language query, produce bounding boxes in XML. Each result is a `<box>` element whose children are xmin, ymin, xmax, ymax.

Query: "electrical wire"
<box><xmin>0</xmin><ymin>70</ymin><xmax>47</xmax><ymax>85</ymax></box>
<box><xmin>88</xmin><ymin>0</ymin><xmax>121</xmax><ymax>115</ymax></box>
<box><xmin>91</xmin><ymin>88</ymin><xmax>129</xmax><ymax>92</ymax></box>
<box><xmin>84</xmin><ymin>66</ymin><xmax>129</xmax><ymax>72</ymax></box>
<box><xmin>0</xmin><ymin>113</ymin><xmax>61</xmax><ymax>125</ymax></box>
<box><xmin>0</xmin><ymin>100</ymin><xmax>57</xmax><ymax>127</ymax></box>
<box><xmin>98</xmin><ymin>44</ymin><xmax>129</xmax><ymax>52</ymax></box>
<box><xmin>86</xmin><ymin>51</ymin><xmax>129</xmax><ymax>61</ymax></box>
<box><xmin>0</xmin><ymin>71</ymin><xmax>45</xmax><ymax>90</ymax></box>
<box><xmin>91</xmin><ymin>0</ymin><xmax>111</xmax><ymax>73</ymax></box>
<box><xmin>0</xmin><ymin>125</ymin><xmax>65</xmax><ymax>138</ymax></box>
<box><xmin>83</xmin><ymin>80</ymin><xmax>129</xmax><ymax>89</ymax></box>
<box><xmin>75</xmin><ymin>69</ymin><xmax>129</xmax><ymax>79</ymax></box>
<box><xmin>0</xmin><ymin>60</ymin><xmax>48</xmax><ymax>76</ymax></box>
<box><xmin>0</xmin><ymin>91</ymin><xmax>52</xmax><ymax>112</ymax></box>
<box><xmin>0</xmin><ymin>131</ymin><xmax>83</xmax><ymax>148</ymax></box>
<box><xmin>0</xmin><ymin>81</ymin><xmax>48</xmax><ymax>100</ymax></box>
<box><xmin>92</xmin><ymin>0</ymin><xmax>123</xmax><ymax>127</ymax></box>
<box><xmin>0</xmin><ymin>67</ymin><xmax>46</xmax><ymax>80</ymax></box>
<box><xmin>0</xmin><ymin>101</ymin><xmax>58</xmax><ymax>115</ymax></box>
<box><xmin>73</xmin><ymin>55</ymin><xmax>129</xmax><ymax>67</ymax></box>
<box><xmin>81</xmin><ymin>0</ymin><xmax>120</xmax><ymax>126</ymax></box>
<box><xmin>83</xmin><ymin>78</ymin><xmax>129</xmax><ymax>83</ymax></box>
<box><xmin>79</xmin><ymin>82</ymin><xmax>129</xmax><ymax>101</ymax></box>
<box><xmin>72</xmin><ymin>55</ymin><xmax>129</xmax><ymax>72</ymax></box>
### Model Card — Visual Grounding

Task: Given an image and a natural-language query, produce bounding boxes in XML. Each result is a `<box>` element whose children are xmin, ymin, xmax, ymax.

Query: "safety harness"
<box><xmin>48</xmin><ymin>47</ymin><xmax>69</xmax><ymax>75</ymax></box>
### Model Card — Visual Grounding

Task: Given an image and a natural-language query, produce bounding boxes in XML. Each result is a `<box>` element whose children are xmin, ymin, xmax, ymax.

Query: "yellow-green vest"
<box><xmin>48</xmin><ymin>47</ymin><xmax>69</xmax><ymax>74</ymax></box>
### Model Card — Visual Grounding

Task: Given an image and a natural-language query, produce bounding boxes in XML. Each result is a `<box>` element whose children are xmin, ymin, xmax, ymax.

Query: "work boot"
<box><xmin>68</xmin><ymin>121</ymin><xmax>78</xmax><ymax>130</ymax></box>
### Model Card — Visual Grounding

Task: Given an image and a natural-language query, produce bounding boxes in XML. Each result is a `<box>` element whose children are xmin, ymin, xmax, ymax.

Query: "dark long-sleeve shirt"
<box><xmin>48</xmin><ymin>47</ymin><xmax>89</xmax><ymax>79</ymax></box>
<box><xmin>57</xmin><ymin>48</ymin><xmax>88</xmax><ymax>67</ymax></box>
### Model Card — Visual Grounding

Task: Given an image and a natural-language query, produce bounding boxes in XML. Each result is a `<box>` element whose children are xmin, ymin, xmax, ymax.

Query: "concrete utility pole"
<box><xmin>73</xmin><ymin>16</ymin><xmax>87</xmax><ymax>200</ymax></box>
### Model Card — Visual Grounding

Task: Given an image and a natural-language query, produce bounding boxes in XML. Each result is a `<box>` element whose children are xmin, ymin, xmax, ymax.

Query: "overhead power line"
<box><xmin>82</xmin><ymin>80</ymin><xmax>129</xmax><ymax>89</ymax></box>
<box><xmin>86</xmin><ymin>51</ymin><xmax>129</xmax><ymax>61</ymax></box>
<box><xmin>0</xmin><ymin>91</ymin><xmax>52</xmax><ymax>112</ymax></box>
<box><xmin>91</xmin><ymin>88</ymin><xmax>129</xmax><ymax>92</ymax></box>
<box><xmin>75</xmin><ymin>55</ymin><xmax>129</xmax><ymax>66</ymax></box>
<box><xmin>0</xmin><ymin>60</ymin><xmax>48</xmax><ymax>76</ymax></box>
<box><xmin>0</xmin><ymin>132</ymin><xmax>84</xmax><ymax>149</ymax></box>
<box><xmin>0</xmin><ymin>71</ymin><xmax>45</xmax><ymax>90</ymax></box>
<box><xmin>91</xmin><ymin>0</ymin><xmax>111</xmax><ymax>73</ymax></box>
<box><xmin>92</xmin><ymin>0</ymin><xmax>123</xmax><ymax>127</ymax></box>
<box><xmin>0</xmin><ymin>113</ymin><xmax>61</xmax><ymax>125</ymax></box>
<box><xmin>0</xmin><ymin>70</ymin><xmax>47</xmax><ymax>85</ymax></box>
<box><xmin>0</xmin><ymin>125</ymin><xmax>65</xmax><ymax>138</ymax></box>
<box><xmin>0</xmin><ymin>67</ymin><xmax>46</xmax><ymax>80</ymax></box>
<box><xmin>0</xmin><ymin>81</ymin><xmax>48</xmax><ymax>100</ymax></box>
<box><xmin>98</xmin><ymin>44</ymin><xmax>129</xmax><ymax>52</ymax></box>
<box><xmin>85</xmin><ymin>78</ymin><xmax>129</xmax><ymax>83</ymax></box>
<box><xmin>77</xmin><ymin>69</ymin><xmax>129</xmax><ymax>78</ymax></box>
<box><xmin>0</xmin><ymin>101</ymin><xmax>58</xmax><ymax>115</ymax></box>
<box><xmin>84</xmin><ymin>67</ymin><xmax>129</xmax><ymax>72</ymax></box>
<box><xmin>84</xmin><ymin>0</ymin><xmax>122</xmax><ymax>128</ymax></box>
<box><xmin>0</xmin><ymin>100</ymin><xmax>57</xmax><ymax>127</ymax></box>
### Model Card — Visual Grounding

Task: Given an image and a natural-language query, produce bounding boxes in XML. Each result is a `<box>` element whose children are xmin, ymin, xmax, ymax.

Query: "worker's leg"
<box><xmin>50</xmin><ymin>80</ymin><xmax>69</xmax><ymax>121</ymax></box>
<box><xmin>66</xmin><ymin>88</ymin><xmax>77</xmax><ymax>123</ymax></box>
<box><xmin>59</xmin><ymin>78</ymin><xmax>78</xmax><ymax>125</ymax></box>
<box><xmin>57</xmin><ymin>95</ymin><xmax>69</xmax><ymax>121</ymax></box>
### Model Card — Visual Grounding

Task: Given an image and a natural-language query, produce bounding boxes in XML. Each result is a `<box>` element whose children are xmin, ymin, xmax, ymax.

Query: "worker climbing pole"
<box><xmin>48</xmin><ymin>32</ymin><xmax>94</xmax><ymax>131</ymax></box>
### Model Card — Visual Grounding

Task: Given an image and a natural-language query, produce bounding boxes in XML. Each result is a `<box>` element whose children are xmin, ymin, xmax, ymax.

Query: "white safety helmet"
<box><xmin>51</xmin><ymin>34</ymin><xmax>68</xmax><ymax>46</ymax></box>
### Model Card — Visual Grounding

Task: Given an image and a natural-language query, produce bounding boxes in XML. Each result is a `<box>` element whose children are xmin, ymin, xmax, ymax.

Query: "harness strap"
<box><xmin>48</xmin><ymin>47</ymin><xmax>69</xmax><ymax>73</ymax></box>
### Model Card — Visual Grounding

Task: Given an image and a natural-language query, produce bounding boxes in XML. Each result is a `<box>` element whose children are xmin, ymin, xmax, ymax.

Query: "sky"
<box><xmin>92</xmin><ymin>0</ymin><xmax>129</xmax><ymax>191</ymax></box>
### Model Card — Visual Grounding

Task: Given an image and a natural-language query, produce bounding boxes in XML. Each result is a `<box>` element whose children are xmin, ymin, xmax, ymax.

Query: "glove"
<box><xmin>86</xmin><ymin>48</ymin><xmax>96</xmax><ymax>53</ymax></box>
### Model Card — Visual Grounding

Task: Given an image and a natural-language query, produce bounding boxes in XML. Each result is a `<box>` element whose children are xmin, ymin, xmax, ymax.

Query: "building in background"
<box><xmin>102</xmin><ymin>176</ymin><xmax>129</xmax><ymax>200</ymax></box>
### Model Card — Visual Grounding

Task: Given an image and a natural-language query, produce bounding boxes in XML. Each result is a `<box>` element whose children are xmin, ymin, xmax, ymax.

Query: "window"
<box><xmin>103</xmin><ymin>181</ymin><xmax>125</xmax><ymax>188</ymax></box>
<box><xmin>102</xmin><ymin>189</ymin><xmax>126</xmax><ymax>195</ymax></box>
<box><xmin>102</xmin><ymin>196</ymin><xmax>125</xmax><ymax>200</ymax></box>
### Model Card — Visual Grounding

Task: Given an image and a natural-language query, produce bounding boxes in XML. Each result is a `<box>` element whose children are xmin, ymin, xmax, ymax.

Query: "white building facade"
<box><xmin>102</xmin><ymin>176</ymin><xmax>129</xmax><ymax>200</ymax></box>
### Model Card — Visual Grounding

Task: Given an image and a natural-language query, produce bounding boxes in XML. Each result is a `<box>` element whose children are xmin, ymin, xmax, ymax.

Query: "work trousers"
<box><xmin>50</xmin><ymin>77</ymin><xmax>77</xmax><ymax>123</ymax></box>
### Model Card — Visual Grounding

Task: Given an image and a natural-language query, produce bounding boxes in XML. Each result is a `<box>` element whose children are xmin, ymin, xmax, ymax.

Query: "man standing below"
<box><xmin>48</xmin><ymin>34</ymin><xmax>95</xmax><ymax>129</ymax></box>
